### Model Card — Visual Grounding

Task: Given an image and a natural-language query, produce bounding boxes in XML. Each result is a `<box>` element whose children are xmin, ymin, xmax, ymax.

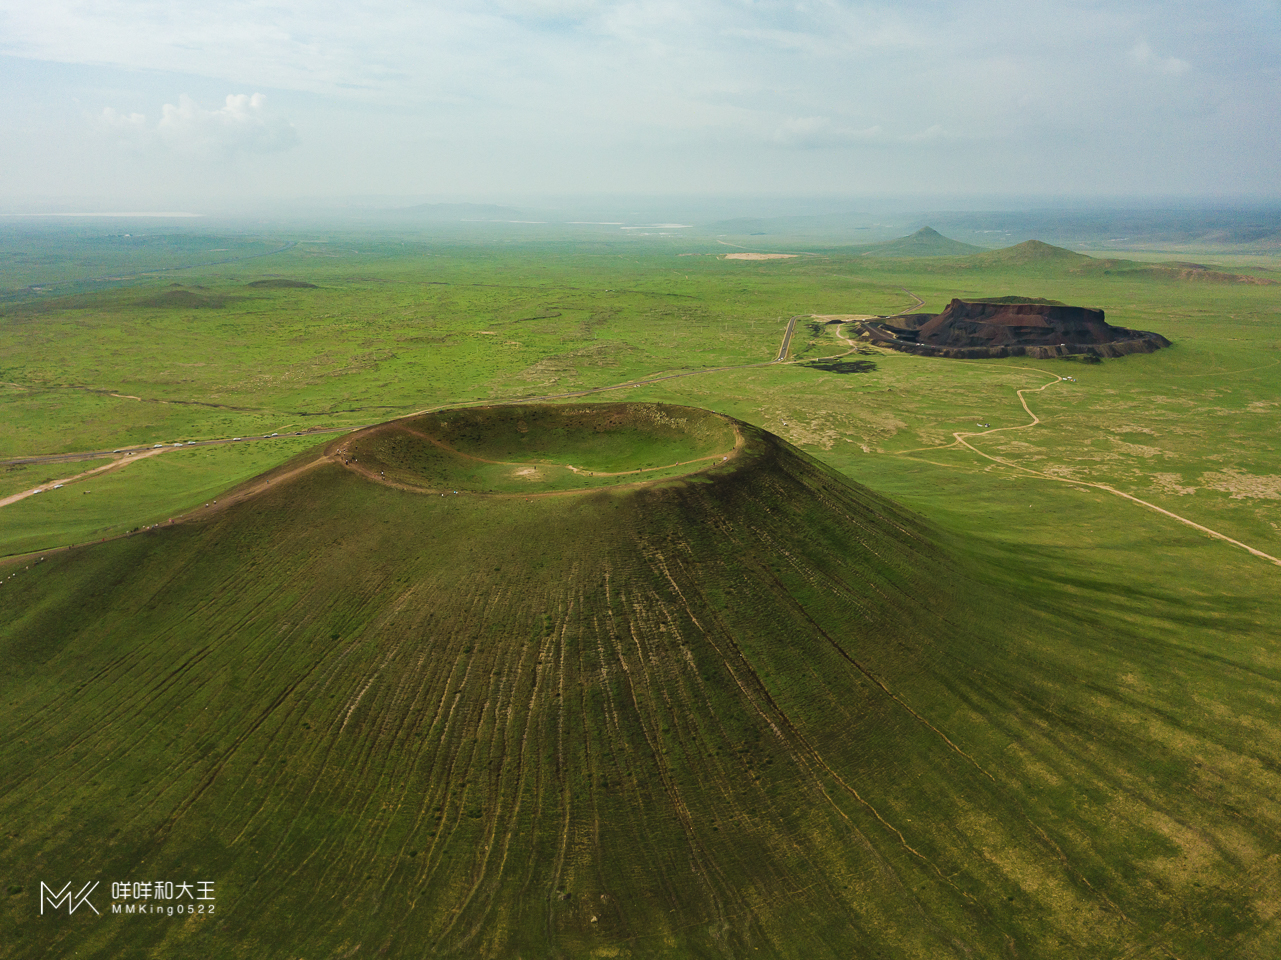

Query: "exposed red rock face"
<box><xmin>916</xmin><ymin>300</ymin><xmax>1114</xmax><ymax>347</ymax></box>
<box><xmin>861</xmin><ymin>299</ymin><xmax>1171</xmax><ymax>359</ymax></box>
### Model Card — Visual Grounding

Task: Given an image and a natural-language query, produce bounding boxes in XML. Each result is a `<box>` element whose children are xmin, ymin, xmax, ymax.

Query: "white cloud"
<box><xmin>1131</xmin><ymin>39</ymin><xmax>1190</xmax><ymax>75</ymax></box>
<box><xmin>158</xmin><ymin>94</ymin><xmax>299</xmax><ymax>156</ymax></box>
<box><xmin>99</xmin><ymin>106</ymin><xmax>148</xmax><ymax>139</ymax></box>
<box><xmin>96</xmin><ymin>93</ymin><xmax>299</xmax><ymax>157</ymax></box>
<box><xmin>4</xmin><ymin>0</ymin><xmax>1277</xmax><ymax>200</ymax></box>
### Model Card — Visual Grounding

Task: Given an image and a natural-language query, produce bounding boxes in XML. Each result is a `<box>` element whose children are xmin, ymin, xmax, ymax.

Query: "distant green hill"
<box><xmin>962</xmin><ymin>238</ymin><xmax>1091</xmax><ymax>266</ymax></box>
<box><xmin>944</xmin><ymin>240</ymin><xmax>1275</xmax><ymax>284</ymax></box>
<box><xmin>246</xmin><ymin>278</ymin><xmax>318</xmax><ymax>289</ymax></box>
<box><xmin>861</xmin><ymin>226</ymin><xmax>986</xmax><ymax>257</ymax></box>
<box><xmin>135</xmin><ymin>289</ymin><xmax>232</xmax><ymax>308</ymax></box>
<box><xmin>3</xmin><ymin>403</ymin><xmax>1277</xmax><ymax>957</ymax></box>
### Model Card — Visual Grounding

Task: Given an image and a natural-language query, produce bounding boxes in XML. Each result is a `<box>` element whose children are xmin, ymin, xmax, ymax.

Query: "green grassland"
<box><xmin>0</xmin><ymin>226</ymin><xmax>293</xmax><ymax>293</ymax></box>
<box><xmin>2</xmin><ymin>227</ymin><xmax>1280</xmax><ymax>957</ymax></box>
<box><xmin>0</xmin><ymin>458</ymin><xmax>112</xmax><ymax>499</ymax></box>
<box><xmin>0</xmin><ymin>438</ymin><xmax>324</xmax><ymax>557</ymax></box>
<box><xmin>0</xmin><ymin>240</ymin><xmax>905</xmax><ymax>460</ymax></box>
<box><xmin>3</xmin><ymin>228</ymin><xmax>1278</xmax><ymax>627</ymax></box>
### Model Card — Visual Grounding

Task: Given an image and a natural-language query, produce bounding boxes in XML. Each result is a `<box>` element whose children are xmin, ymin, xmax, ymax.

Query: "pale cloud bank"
<box><xmin>99</xmin><ymin>94</ymin><xmax>299</xmax><ymax>157</ymax></box>
<box><xmin>1</xmin><ymin>0</ymin><xmax>1277</xmax><ymax>201</ymax></box>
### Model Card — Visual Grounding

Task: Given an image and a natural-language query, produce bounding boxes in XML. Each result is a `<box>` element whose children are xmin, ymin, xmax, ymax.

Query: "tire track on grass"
<box><xmin>227</xmin><ymin>637</ymin><xmax>370</xmax><ymax>856</ymax></box>
<box><xmin>453</xmin><ymin>620</ymin><xmax>548</xmax><ymax>943</ymax></box>
<box><xmin>21</xmin><ymin>561</ymin><xmax>288</xmax><ymax>808</ymax></box>
<box><xmin>280</xmin><ymin>613</ymin><xmax>457</xmax><ymax>906</ymax></box>
<box><xmin>643</xmin><ymin>545</ymin><xmax>960</xmax><ymax>905</ymax></box>
<box><xmin>544</xmin><ymin>591</ymin><xmax>576</xmax><ymax>944</ymax></box>
<box><xmin>603</xmin><ymin>572</ymin><xmax>732</xmax><ymax>920</ymax></box>
<box><xmin>153</xmin><ymin>654</ymin><xmax>329</xmax><ymax>842</ymax></box>
<box><xmin>750</xmin><ymin>541</ymin><xmax>998</xmax><ymax>784</ymax></box>
<box><xmin>439</xmin><ymin>589</ymin><xmax>541</xmax><ymax>947</ymax></box>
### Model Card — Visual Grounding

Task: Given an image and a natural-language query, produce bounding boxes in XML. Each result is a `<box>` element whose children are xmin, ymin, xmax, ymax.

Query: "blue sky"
<box><xmin>1</xmin><ymin>0</ymin><xmax>1278</xmax><ymax>211</ymax></box>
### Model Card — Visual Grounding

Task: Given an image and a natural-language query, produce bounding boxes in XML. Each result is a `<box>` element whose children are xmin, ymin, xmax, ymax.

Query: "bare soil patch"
<box><xmin>1202</xmin><ymin>469</ymin><xmax>1281</xmax><ymax>500</ymax></box>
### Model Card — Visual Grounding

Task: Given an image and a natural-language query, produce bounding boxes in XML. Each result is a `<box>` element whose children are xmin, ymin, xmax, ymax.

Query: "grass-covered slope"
<box><xmin>2</xmin><ymin>404</ymin><xmax>1279</xmax><ymax>958</ymax></box>
<box><xmin>965</xmin><ymin>238</ymin><xmax>1090</xmax><ymax>266</ymax></box>
<box><xmin>861</xmin><ymin>226</ymin><xmax>985</xmax><ymax>258</ymax></box>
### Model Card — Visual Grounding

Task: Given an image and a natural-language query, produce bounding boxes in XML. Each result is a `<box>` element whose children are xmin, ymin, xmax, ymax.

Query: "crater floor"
<box><xmin>331</xmin><ymin>402</ymin><xmax>741</xmax><ymax>495</ymax></box>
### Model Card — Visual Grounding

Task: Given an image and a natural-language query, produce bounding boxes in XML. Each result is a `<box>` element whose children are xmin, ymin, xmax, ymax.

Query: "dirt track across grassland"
<box><xmin>0</xmin><ymin>447</ymin><xmax>169</xmax><ymax>508</ymax></box>
<box><xmin>899</xmin><ymin>369</ymin><xmax>1281</xmax><ymax>568</ymax></box>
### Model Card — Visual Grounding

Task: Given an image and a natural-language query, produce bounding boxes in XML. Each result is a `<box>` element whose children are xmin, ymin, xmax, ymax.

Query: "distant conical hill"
<box><xmin>965</xmin><ymin>238</ymin><xmax>1090</xmax><ymax>265</ymax></box>
<box><xmin>963</xmin><ymin>238</ymin><xmax>1091</xmax><ymax>267</ymax></box>
<box><xmin>862</xmin><ymin>226</ymin><xmax>985</xmax><ymax>257</ymax></box>
<box><xmin>2</xmin><ymin>402</ymin><xmax>1276</xmax><ymax>958</ymax></box>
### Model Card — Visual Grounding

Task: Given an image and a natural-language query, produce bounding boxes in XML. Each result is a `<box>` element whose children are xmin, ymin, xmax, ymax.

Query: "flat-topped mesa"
<box><xmin>863</xmin><ymin>297</ymin><xmax>1171</xmax><ymax>359</ymax></box>
<box><xmin>918</xmin><ymin>299</ymin><xmax>1114</xmax><ymax>347</ymax></box>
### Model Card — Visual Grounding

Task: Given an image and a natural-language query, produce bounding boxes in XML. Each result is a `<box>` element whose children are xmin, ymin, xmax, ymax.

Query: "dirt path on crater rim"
<box><xmin>3</xmin><ymin>301</ymin><xmax>1278</xmax><ymax>570</ymax></box>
